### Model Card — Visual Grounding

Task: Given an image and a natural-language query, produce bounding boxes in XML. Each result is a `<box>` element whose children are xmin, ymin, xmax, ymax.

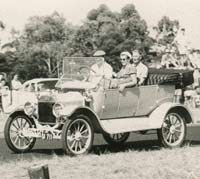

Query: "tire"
<box><xmin>62</xmin><ymin>114</ymin><xmax>94</xmax><ymax>156</ymax></box>
<box><xmin>102</xmin><ymin>132</ymin><xmax>130</xmax><ymax>145</ymax></box>
<box><xmin>157</xmin><ymin>112</ymin><xmax>186</xmax><ymax>148</ymax></box>
<box><xmin>4</xmin><ymin>115</ymin><xmax>36</xmax><ymax>153</ymax></box>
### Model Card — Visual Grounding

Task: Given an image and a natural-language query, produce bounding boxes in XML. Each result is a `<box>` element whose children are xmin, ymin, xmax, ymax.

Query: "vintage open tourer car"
<box><xmin>4</xmin><ymin>57</ymin><xmax>195</xmax><ymax>155</ymax></box>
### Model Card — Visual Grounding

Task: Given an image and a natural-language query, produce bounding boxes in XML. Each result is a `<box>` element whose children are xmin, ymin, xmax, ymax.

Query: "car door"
<box><xmin>100</xmin><ymin>88</ymin><xmax>120</xmax><ymax>119</ymax></box>
<box><xmin>117</xmin><ymin>87</ymin><xmax>140</xmax><ymax>118</ymax></box>
<box><xmin>100</xmin><ymin>87</ymin><xmax>140</xmax><ymax>119</ymax></box>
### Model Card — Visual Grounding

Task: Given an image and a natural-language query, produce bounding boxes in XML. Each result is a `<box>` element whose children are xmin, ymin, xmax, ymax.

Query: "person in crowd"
<box><xmin>11</xmin><ymin>74</ymin><xmax>22</xmax><ymax>91</ymax></box>
<box><xmin>111</xmin><ymin>51</ymin><xmax>137</xmax><ymax>92</ymax></box>
<box><xmin>90</xmin><ymin>50</ymin><xmax>113</xmax><ymax>80</ymax></box>
<box><xmin>0</xmin><ymin>73</ymin><xmax>4</xmax><ymax>89</ymax></box>
<box><xmin>132</xmin><ymin>49</ymin><xmax>148</xmax><ymax>85</ymax></box>
<box><xmin>11</xmin><ymin>74</ymin><xmax>22</xmax><ymax>105</ymax></box>
<box><xmin>161</xmin><ymin>48</ymin><xmax>179</xmax><ymax>69</ymax></box>
<box><xmin>160</xmin><ymin>48</ymin><xmax>171</xmax><ymax>68</ymax></box>
<box><xmin>188</xmin><ymin>49</ymin><xmax>200</xmax><ymax>69</ymax></box>
<box><xmin>173</xmin><ymin>28</ymin><xmax>190</xmax><ymax>68</ymax></box>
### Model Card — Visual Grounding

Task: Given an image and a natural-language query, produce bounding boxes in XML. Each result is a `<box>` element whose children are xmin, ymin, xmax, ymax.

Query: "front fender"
<box><xmin>148</xmin><ymin>102</ymin><xmax>193</xmax><ymax>129</ymax></box>
<box><xmin>4</xmin><ymin>104</ymin><xmax>24</xmax><ymax>115</ymax></box>
<box><xmin>68</xmin><ymin>106</ymin><xmax>103</xmax><ymax>133</ymax></box>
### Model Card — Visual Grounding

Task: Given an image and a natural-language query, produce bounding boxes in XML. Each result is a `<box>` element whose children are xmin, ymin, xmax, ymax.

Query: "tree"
<box><xmin>13</xmin><ymin>12</ymin><xmax>75</xmax><ymax>80</ymax></box>
<box><xmin>71</xmin><ymin>4</ymin><xmax>152</xmax><ymax>71</ymax></box>
<box><xmin>157</xmin><ymin>16</ymin><xmax>179</xmax><ymax>45</ymax></box>
<box><xmin>5</xmin><ymin>4</ymin><xmax>154</xmax><ymax>78</ymax></box>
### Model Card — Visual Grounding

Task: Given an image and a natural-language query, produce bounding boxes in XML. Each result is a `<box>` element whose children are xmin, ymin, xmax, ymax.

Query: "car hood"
<box><xmin>38</xmin><ymin>91</ymin><xmax>84</xmax><ymax>103</ymax></box>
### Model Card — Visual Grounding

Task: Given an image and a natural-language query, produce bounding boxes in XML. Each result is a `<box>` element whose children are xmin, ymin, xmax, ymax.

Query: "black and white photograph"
<box><xmin>1</xmin><ymin>0</ymin><xmax>200</xmax><ymax>178</ymax></box>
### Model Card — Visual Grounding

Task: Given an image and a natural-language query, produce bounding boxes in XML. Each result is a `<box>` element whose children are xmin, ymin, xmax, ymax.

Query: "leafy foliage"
<box><xmin>1</xmin><ymin>4</ymin><xmax>155</xmax><ymax>80</ymax></box>
<box><xmin>157</xmin><ymin>16</ymin><xmax>179</xmax><ymax>45</ymax></box>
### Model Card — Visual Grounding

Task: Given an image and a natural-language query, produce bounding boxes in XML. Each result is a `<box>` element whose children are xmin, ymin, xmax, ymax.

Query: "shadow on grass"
<box><xmin>27</xmin><ymin>139</ymin><xmax>161</xmax><ymax>156</ymax></box>
<box><xmin>92</xmin><ymin>140</ymin><xmax>161</xmax><ymax>155</ymax></box>
<box><xmin>28</xmin><ymin>139</ymin><xmax>200</xmax><ymax>156</ymax></box>
<box><xmin>185</xmin><ymin>140</ymin><xmax>200</xmax><ymax>146</ymax></box>
<box><xmin>3</xmin><ymin>139</ymin><xmax>200</xmax><ymax>162</ymax></box>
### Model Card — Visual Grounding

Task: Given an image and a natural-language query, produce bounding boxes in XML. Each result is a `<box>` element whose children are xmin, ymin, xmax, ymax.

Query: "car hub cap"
<box><xmin>10</xmin><ymin>117</ymin><xmax>33</xmax><ymax>150</ymax></box>
<box><xmin>67</xmin><ymin>119</ymin><xmax>92</xmax><ymax>154</ymax></box>
<box><xmin>162</xmin><ymin>113</ymin><xmax>184</xmax><ymax>146</ymax></box>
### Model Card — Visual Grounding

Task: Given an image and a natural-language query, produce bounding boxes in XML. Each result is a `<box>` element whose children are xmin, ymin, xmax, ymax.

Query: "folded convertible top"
<box><xmin>145</xmin><ymin>68</ymin><xmax>194</xmax><ymax>88</ymax></box>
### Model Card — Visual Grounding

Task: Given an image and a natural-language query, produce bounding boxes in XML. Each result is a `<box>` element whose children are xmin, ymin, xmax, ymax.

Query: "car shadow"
<box><xmin>185</xmin><ymin>140</ymin><xmax>200</xmax><ymax>146</ymax></box>
<box><xmin>28</xmin><ymin>140</ymin><xmax>161</xmax><ymax>156</ymax></box>
<box><xmin>29</xmin><ymin>139</ymin><xmax>200</xmax><ymax>156</ymax></box>
<box><xmin>92</xmin><ymin>140</ymin><xmax>161</xmax><ymax>155</ymax></box>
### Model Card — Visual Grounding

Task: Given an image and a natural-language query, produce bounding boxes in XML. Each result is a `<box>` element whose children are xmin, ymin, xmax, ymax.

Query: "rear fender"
<box><xmin>148</xmin><ymin>102</ymin><xmax>193</xmax><ymax>129</ymax></box>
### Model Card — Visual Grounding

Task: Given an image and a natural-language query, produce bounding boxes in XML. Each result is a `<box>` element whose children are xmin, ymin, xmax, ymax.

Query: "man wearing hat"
<box><xmin>90</xmin><ymin>50</ymin><xmax>113</xmax><ymax>79</ymax></box>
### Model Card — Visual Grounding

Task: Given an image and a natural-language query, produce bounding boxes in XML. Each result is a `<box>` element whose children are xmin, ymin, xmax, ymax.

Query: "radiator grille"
<box><xmin>38</xmin><ymin>102</ymin><xmax>56</xmax><ymax>123</ymax></box>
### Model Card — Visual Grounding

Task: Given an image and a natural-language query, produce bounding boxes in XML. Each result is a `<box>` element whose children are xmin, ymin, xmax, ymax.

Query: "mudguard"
<box><xmin>99</xmin><ymin>102</ymin><xmax>193</xmax><ymax>134</ymax></box>
<box><xmin>66</xmin><ymin>102</ymin><xmax>193</xmax><ymax>134</ymax></box>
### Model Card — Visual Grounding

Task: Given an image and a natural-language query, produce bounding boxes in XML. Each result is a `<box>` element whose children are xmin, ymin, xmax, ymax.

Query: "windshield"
<box><xmin>37</xmin><ymin>80</ymin><xmax>58</xmax><ymax>92</ymax></box>
<box><xmin>62</xmin><ymin>57</ymin><xmax>104</xmax><ymax>82</ymax></box>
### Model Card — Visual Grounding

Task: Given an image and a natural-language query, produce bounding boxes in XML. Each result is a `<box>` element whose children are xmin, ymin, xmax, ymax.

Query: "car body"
<box><xmin>4</xmin><ymin>57</ymin><xmax>195</xmax><ymax>155</ymax></box>
<box><xmin>2</xmin><ymin>78</ymin><xmax>58</xmax><ymax>113</ymax></box>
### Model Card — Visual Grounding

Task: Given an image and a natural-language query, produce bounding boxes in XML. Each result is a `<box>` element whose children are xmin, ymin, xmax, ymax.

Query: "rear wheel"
<box><xmin>103</xmin><ymin>132</ymin><xmax>130</xmax><ymax>145</ymax></box>
<box><xmin>4</xmin><ymin>115</ymin><xmax>36</xmax><ymax>153</ymax></box>
<box><xmin>62</xmin><ymin>115</ymin><xmax>94</xmax><ymax>156</ymax></box>
<box><xmin>157</xmin><ymin>112</ymin><xmax>186</xmax><ymax>148</ymax></box>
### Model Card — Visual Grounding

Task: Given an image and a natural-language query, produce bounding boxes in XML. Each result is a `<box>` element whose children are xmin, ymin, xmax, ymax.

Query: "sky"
<box><xmin>0</xmin><ymin>0</ymin><xmax>200</xmax><ymax>48</ymax></box>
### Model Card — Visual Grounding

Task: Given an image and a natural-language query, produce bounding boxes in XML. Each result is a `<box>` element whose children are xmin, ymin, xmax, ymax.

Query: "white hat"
<box><xmin>120</xmin><ymin>51</ymin><xmax>132</xmax><ymax>59</ymax></box>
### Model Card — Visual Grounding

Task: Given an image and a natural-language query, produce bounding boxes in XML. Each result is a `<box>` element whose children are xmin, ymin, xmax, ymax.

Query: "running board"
<box><xmin>100</xmin><ymin>117</ymin><xmax>159</xmax><ymax>134</ymax></box>
<box><xmin>99</xmin><ymin>102</ymin><xmax>177</xmax><ymax>134</ymax></box>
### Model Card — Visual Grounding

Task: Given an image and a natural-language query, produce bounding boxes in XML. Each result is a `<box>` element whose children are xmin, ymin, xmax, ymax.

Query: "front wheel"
<box><xmin>102</xmin><ymin>132</ymin><xmax>130</xmax><ymax>145</ymax></box>
<box><xmin>4</xmin><ymin>115</ymin><xmax>36</xmax><ymax>153</ymax></box>
<box><xmin>157</xmin><ymin>112</ymin><xmax>186</xmax><ymax>148</ymax></box>
<box><xmin>62</xmin><ymin>115</ymin><xmax>94</xmax><ymax>156</ymax></box>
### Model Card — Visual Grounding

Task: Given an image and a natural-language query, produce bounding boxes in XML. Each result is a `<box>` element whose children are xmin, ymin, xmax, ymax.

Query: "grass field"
<box><xmin>1</xmin><ymin>146</ymin><xmax>200</xmax><ymax>179</ymax></box>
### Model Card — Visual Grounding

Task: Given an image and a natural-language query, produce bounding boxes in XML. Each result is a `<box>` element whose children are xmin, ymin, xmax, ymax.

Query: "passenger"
<box><xmin>91</xmin><ymin>50</ymin><xmax>113</xmax><ymax>79</ymax></box>
<box><xmin>11</xmin><ymin>74</ymin><xmax>22</xmax><ymax>91</ymax></box>
<box><xmin>111</xmin><ymin>51</ymin><xmax>137</xmax><ymax>92</ymax></box>
<box><xmin>132</xmin><ymin>49</ymin><xmax>148</xmax><ymax>85</ymax></box>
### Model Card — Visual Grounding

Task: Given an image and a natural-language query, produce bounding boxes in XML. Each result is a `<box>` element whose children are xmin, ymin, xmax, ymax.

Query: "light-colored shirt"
<box><xmin>135</xmin><ymin>62</ymin><xmax>148</xmax><ymax>83</ymax></box>
<box><xmin>117</xmin><ymin>64</ymin><xmax>136</xmax><ymax>78</ymax></box>
<box><xmin>11</xmin><ymin>80</ymin><xmax>22</xmax><ymax>90</ymax></box>
<box><xmin>90</xmin><ymin>62</ymin><xmax>113</xmax><ymax>79</ymax></box>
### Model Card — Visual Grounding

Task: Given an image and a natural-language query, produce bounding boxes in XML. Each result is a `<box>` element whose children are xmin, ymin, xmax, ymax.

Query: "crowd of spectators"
<box><xmin>148</xmin><ymin>27</ymin><xmax>200</xmax><ymax>107</ymax></box>
<box><xmin>149</xmin><ymin>44</ymin><xmax>200</xmax><ymax>71</ymax></box>
<box><xmin>148</xmin><ymin>27</ymin><xmax>200</xmax><ymax>71</ymax></box>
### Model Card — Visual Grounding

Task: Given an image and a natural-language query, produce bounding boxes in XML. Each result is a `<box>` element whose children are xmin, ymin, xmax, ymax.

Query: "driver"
<box><xmin>90</xmin><ymin>50</ymin><xmax>113</xmax><ymax>79</ymax></box>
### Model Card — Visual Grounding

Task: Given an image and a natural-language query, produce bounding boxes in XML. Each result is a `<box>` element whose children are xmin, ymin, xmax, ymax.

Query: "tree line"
<box><xmin>0</xmin><ymin>4</ymin><xmax>179</xmax><ymax>82</ymax></box>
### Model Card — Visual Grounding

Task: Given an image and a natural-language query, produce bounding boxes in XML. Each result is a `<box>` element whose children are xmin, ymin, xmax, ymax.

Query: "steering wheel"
<box><xmin>77</xmin><ymin>66</ymin><xmax>97</xmax><ymax>81</ymax></box>
<box><xmin>78</xmin><ymin>66</ymin><xmax>96</xmax><ymax>74</ymax></box>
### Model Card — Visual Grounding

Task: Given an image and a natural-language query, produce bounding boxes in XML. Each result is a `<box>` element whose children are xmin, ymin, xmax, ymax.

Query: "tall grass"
<box><xmin>1</xmin><ymin>146</ymin><xmax>200</xmax><ymax>179</ymax></box>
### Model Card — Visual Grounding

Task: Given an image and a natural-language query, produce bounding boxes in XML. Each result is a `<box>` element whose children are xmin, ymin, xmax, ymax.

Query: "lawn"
<box><xmin>0</xmin><ymin>146</ymin><xmax>200</xmax><ymax>179</ymax></box>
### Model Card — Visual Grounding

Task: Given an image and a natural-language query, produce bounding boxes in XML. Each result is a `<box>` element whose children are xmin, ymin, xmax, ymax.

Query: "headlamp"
<box><xmin>53</xmin><ymin>103</ymin><xmax>64</xmax><ymax>117</ymax></box>
<box><xmin>24</xmin><ymin>102</ymin><xmax>35</xmax><ymax>116</ymax></box>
